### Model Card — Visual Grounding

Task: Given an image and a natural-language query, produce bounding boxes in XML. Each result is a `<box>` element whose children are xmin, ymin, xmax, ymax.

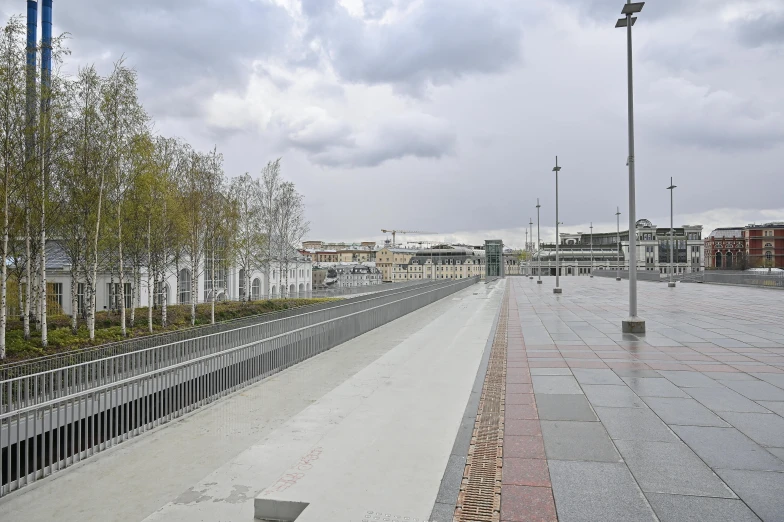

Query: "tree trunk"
<box><xmin>90</xmin><ymin>173</ymin><xmax>105</xmax><ymax>340</ymax></box>
<box><xmin>161</xmin><ymin>271</ymin><xmax>167</xmax><ymax>327</ymax></box>
<box><xmin>147</xmin><ymin>217</ymin><xmax>152</xmax><ymax>333</ymax></box>
<box><xmin>190</xmin><ymin>258</ymin><xmax>197</xmax><ymax>326</ymax></box>
<box><xmin>40</xmin><ymin>189</ymin><xmax>47</xmax><ymax>347</ymax></box>
<box><xmin>0</xmin><ymin>166</ymin><xmax>7</xmax><ymax>359</ymax></box>
<box><xmin>118</xmin><ymin>207</ymin><xmax>126</xmax><ymax>337</ymax></box>
<box><xmin>70</xmin><ymin>268</ymin><xmax>78</xmax><ymax>334</ymax></box>
<box><xmin>210</xmin><ymin>246</ymin><xmax>215</xmax><ymax>324</ymax></box>
<box><xmin>23</xmin><ymin>208</ymin><xmax>30</xmax><ymax>339</ymax></box>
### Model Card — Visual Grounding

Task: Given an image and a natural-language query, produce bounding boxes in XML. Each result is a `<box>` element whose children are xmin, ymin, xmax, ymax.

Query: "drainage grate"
<box><xmin>453</xmin><ymin>288</ymin><xmax>508</xmax><ymax>522</ymax></box>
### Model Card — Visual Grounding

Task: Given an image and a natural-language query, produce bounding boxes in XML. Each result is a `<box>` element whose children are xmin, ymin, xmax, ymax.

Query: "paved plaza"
<box><xmin>1</xmin><ymin>276</ymin><xmax>783</xmax><ymax>521</ymax></box>
<box><xmin>502</xmin><ymin>276</ymin><xmax>784</xmax><ymax>522</ymax></box>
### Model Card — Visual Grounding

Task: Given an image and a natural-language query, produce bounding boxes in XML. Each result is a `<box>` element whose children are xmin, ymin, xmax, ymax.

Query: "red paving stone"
<box><xmin>504</xmin><ymin>436</ymin><xmax>546</xmax><ymax>459</ymax></box>
<box><xmin>507</xmin><ymin>383</ymin><xmax>534</xmax><ymax>394</ymax></box>
<box><xmin>502</xmin><ymin>458</ymin><xmax>552</xmax><ymax>487</ymax></box>
<box><xmin>506</xmin><ymin>404</ymin><xmax>539</xmax><ymax>420</ymax></box>
<box><xmin>500</xmin><ymin>485</ymin><xmax>558</xmax><ymax>522</ymax></box>
<box><xmin>506</xmin><ymin>394</ymin><xmax>536</xmax><ymax>406</ymax></box>
<box><xmin>502</xmin><ymin>288</ymin><xmax>556</xmax><ymax>522</ymax></box>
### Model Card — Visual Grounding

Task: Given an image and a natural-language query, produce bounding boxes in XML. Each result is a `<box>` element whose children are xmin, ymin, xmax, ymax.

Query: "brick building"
<box><xmin>705</xmin><ymin>228</ymin><xmax>747</xmax><ymax>270</ymax></box>
<box><xmin>745</xmin><ymin>222</ymin><xmax>784</xmax><ymax>269</ymax></box>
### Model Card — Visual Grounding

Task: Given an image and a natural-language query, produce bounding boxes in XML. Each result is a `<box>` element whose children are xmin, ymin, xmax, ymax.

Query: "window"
<box><xmin>179</xmin><ymin>268</ymin><xmax>192</xmax><ymax>304</ymax></box>
<box><xmin>77</xmin><ymin>283</ymin><xmax>86</xmax><ymax>316</ymax></box>
<box><xmin>251</xmin><ymin>278</ymin><xmax>261</xmax><ymax>300</ymax></box>
<box><xmin>239</xmin><ymin>269</ymin><xmax>246</xmax><ymax>298</ymax></box>
<box><xmin>766</xmin><ymin>251</ymin><xmax>773</xmax><ymax>261</ymax></box>
<box><xmin>107</xmin><ymin>282</ymin><xmax>132</xmax><ymax>310</ymax></box>
<box><xmin>47</xmin><ymin>282</ymin><xmax>63</xmax><ymax>314</ymax></box>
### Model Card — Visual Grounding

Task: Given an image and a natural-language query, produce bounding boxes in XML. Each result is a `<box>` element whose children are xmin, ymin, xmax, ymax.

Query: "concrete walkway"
<box><xmin>0</xmin><ymin>280</ymin><xmax>504</xmax><ymax>522</ymax></box>
<box><xmin>501</xmin><ymin>276</ymin><xmax>784</xmax><ymax>522</ymax></box>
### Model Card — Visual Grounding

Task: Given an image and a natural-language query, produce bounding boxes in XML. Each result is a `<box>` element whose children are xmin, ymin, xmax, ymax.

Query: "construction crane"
<box><xmin>381</xmin><ymin>229</ymin><xmax>438</xmax><ymax>247</ymax></box>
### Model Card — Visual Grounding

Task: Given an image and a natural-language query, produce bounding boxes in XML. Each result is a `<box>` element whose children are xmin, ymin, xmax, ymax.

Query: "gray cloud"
<box><xmin>302</xmin><ymin>114</ymin><xmax>456</xmax><ymax>168</ymax></box>
<box><xmin>735</xmin><ymin>13</ymin><xmax>784</xmax><ymax>48</ymax></box>
<box><xmin>301</xmin><ymin>0</ymin><xmax>523</xmax><ymax>93</ymax></box>
<box><xmin>50</xmin><ymin>0</ymin><xmax>294</xmax><ymax>117</ymax></box>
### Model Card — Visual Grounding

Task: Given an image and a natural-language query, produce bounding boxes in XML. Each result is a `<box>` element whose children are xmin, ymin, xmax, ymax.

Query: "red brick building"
<box><xmin>705</xmin><ymin>228</ymin><xmax>746</xmax><ymax>269</ymax></box>
<box><xmin>745</xmin><ymin>222</ymin><xmax>784</xmax><ymax>269</ymax></box>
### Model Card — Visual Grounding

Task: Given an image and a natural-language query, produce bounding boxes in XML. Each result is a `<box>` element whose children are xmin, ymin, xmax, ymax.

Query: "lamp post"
<box><xmin>590</xmin><ymin>222</ymin><xmax>594</xmax><ymax>278</ymax></box>
<box><xmin>525</xmin><ymin>228</ymin><xmax>529</xmax><ymax>277</ymax></box>
<box><xmin>529</xmin><ymin>218</ymin><xmax>534</xmax><ymax>279</ymax></box>
<box><xmin>616</xmin><ymin>1</ymin><xmax>645</xmax><ymax>333</ymax></box>
<box><xmin>616</xmin><ymin>207</ymin><xmax>622</xmax><ymax>281</ymax></box>
<box><xmin>536</xmin><ymin>199</ymin><xmax>542</xmax><ymax>284</ymax></box>
<box><xmin>667</xmin><ymin>177</ymin><xmax>677</xmax><ymax>288</ymax></box>
<box><xmin>553</xmin><ymin>157</ymin><xmax>562</xmax><ymax>294</ymax></box>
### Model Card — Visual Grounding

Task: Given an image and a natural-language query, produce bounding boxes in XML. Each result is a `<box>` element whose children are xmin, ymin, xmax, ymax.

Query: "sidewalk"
<box><xmin>500</xmin><ymin>276</ymin><xmax>784</xmax><ymax>522</ymax></box>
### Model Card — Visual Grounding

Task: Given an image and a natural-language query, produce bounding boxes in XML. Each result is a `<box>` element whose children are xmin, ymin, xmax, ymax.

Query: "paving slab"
<box><xmin>532</xmin><ymin>375</ymin><xmax>583</xmax><ymax>394</ymax></box>
<box><xmin>535</xmin><ymin>394</ymin><xmax>598</xmax><ymax>421</ymax></box>
<box><xmin>672</xmin><ymin>425</ymin><xmax>784</xmax><ymax>471</ymax></box>
<box><xmin>614</xmin><ymin>439</ymin><xmax>736</xmax><ymax>498</ymax></box>
<box><xmin>582</xmin><ymin>384</ymin><xmax>648</xmax><ymax>408</ymax></box>
<box><xmin>718</xmin><ymin>412</ymin><xmax>784</xmax><ymax>448</ymax></box>
<box><xmin>594</xmin><ymin>407</ymin><xmax>678</xmax><ymax>442</ymax></box>
<box><xmin>571</xmin><ymin>368</ymin><xmax>625</xmax><ymax>385</ymax></box>
<box><xmin>686</xmin><ymin>386</ymin><xmax>771</xmax><ymax>413</ymax></box>
<box><xmin>717</xmin><ymin>379</ymin><xmax>784</xmax><ymax>401</ymax></box>
<box><xmin>548</xmin><ymin>460</ymin><xmax>656</xmax><ymax>522</ymax></box>
<box><xmin>540</xmin><ymin>421</ymin><xmax>621</xmax><ymax>462</ymax></box>
<box><xmin>716</xmin><ymin>469</ymin><xmax>784</xmax><ymax>522</ymax></box>
<box><xmin>642</xmin><ymin>397</ymin><xmax>730</xmax><ymax>427</ymax></box>
<box><xmin>646</xmin><ymin>493</ymin><xmax>761</xmax><ymax>522</ymax></box>
<box><xmin>622</xmin><ymin>377</ymin><xmax>690</xmax><ymax>398</ymax></box>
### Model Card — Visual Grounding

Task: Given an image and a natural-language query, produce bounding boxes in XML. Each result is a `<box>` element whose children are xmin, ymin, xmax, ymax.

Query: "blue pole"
<box><xmin>25</xmin><ymin>1</ymin><xmax>37</xmax><ymax>137</ymax></box>
<box><xmin>41</xmin><ymin>0</ymin><xmax>52</xmax><ymax>90</ymax></box>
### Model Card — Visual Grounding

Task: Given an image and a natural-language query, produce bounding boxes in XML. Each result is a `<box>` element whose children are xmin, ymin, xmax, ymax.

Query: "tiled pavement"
<box><xmin>501</xmin><ymin>276</ymin><xmax>784</xmax><ymax>522</ymax></box>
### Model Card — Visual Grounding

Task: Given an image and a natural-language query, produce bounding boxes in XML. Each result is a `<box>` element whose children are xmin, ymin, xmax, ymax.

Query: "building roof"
<box><xmin>747</xmin><ymin>222</ymin><xmax>784</xmax><ymax>229</ymax></box>
<box><xmin>707</xmin><ymin>228</ymin><xmax>744</xmax><ymax>239</ymax></box>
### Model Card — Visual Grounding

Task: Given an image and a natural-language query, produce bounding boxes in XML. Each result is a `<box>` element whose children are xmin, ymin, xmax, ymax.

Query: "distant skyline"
<box><xmin>5</xmin><ymin>0</ymin><xmax>783</xmax><ymax>247</ymax></box>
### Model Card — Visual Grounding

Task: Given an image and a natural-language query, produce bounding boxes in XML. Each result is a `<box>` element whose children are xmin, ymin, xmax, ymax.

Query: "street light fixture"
<box><xmin>529</xmin><ymin>218</ymin><xmax>535</xmax><ymax>279</ymax></box>
<box><xmin>553</xmin><ymin>157</ymin><xmax>562</xmax><ymax>294</ymax></box>
<box><xmin>617</xmin><ymin>0</ymin><xmax>645</xmax><ymax>333</ymax></box>
<box><xmin>590</xmin><ymin>222</ymin><xmax>594</xmax><ymax>278</ymax></box>
<box><xmin>536</xmin><ymin>198</ymin><xmax>542</xmax><ymax>284</ymax></box>
<box><xmin>616</xmin><ymin>207</ymin><xmax>622</xmax><ymax>281</ymax></box>
<box><xmin>667</xmin><ymin>177</ymin><xmax>677</xmax><ymax>288</ymax></box>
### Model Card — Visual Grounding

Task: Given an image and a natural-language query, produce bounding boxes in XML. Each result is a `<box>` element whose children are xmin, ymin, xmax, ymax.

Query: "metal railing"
<box><xmin>0</xmin><ymin>280</ymin><xmax>434</xmax><ymax>381</ymax></box>
<box><xmin>0</xmin><ymin>280</ymin><xmax>460</xmax><ymax>414</ymax></box>
<box><xmin>687</xmin><ymin>270</ymin><xmax>784</xmax><ymax>288</ymax></box>
<box><xmin>0</xmin><ymin>276</ymin><xmax>478</xmax><ymax>497</ymax></box>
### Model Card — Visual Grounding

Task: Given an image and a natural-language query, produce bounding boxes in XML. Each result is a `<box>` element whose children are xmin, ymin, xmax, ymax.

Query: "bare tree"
<box><xmin>229</xmin><ymin>172</ymin><xmax>264</xmax><ymax>302</ymax></box>
<box><xmin>275</xmin><ymin>181</ymin><xmax>309</xmax><ymax>298</ymax></box>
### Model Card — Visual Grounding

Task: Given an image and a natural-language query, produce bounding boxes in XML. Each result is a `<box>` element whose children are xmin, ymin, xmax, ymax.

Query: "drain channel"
<box><xmin>453</xmin><ymin>288</ymin><xmax>507</xmax><ymax>522</ymax></box>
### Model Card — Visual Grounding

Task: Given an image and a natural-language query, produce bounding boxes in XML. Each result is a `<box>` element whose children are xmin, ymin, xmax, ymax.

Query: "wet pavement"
<box><xmin>502</xmin><ymin>276</ymin><xmax>784</xmax><ymax>522</ymax></box>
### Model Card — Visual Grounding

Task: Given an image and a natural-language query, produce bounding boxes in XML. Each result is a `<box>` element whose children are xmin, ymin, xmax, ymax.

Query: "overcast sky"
<box><xmin>4</xmin><ymin>0</ymin><xmax>783</xmax><ymax>248</ymax></box>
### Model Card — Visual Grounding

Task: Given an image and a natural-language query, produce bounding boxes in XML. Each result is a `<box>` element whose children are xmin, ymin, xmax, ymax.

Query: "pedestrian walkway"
<box><xmin>0</xmin><ymin>280</ymin><xmax>504</xmax><ymax>522</ymax></box>
<box><xmin>501</xmin><ymin>276</ymin><xmax>784</xmax><ymax>522</ymax></box>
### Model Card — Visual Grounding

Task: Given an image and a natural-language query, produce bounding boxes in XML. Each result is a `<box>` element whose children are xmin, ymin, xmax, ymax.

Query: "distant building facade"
<box><xmin>705</xmin><ymin>228</ymin><xmax>747</xmax><ymax>270</ymax></box>
<box><xmin>397</xmin><ymin>245</ymin><xmax>486</xmax><ymax>281</ymax></box>
<box><xmin>532</xmin><ymin>219</ymin><xmax>704</xmax><ymax>276</ymax></box>
<box><xmin>745</xmin><ymin>222</ymin><xmax>784</xmax><ymax>269</ymax></box>
<box><xmin>323</xmin><ymin>264</ymin><xmax>382</xmax><ymax>288</ymax></box>
<box><xmin>375</xmin><ymin>247</ymin><xmax>417</xmax><ymax>282</ymax></box>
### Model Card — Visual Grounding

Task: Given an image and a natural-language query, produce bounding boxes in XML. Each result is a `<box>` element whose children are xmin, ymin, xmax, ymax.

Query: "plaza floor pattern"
<box><xmin>501</xmin><ymin>276</ymin><xmax>784</xmax><ymax>522</ymax></box>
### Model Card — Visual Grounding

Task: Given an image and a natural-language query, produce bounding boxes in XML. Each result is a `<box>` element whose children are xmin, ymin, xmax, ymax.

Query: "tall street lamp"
<box><xmin>616</xmin><ymin>1</ymin><xmax>645</xmax><ymax>333</ymax></box>
<box><xmin>525</xmin><ymin>228</ymin><xmax>529</xmax><ymax>277</ymax></box>
<box><xmin>616</xmin><ymin>207</ymin><xmax>622</xmax><ymax>281</ymax></box>
<box><xmin>536</xmin><ymin>199</ymin><xmax>542</xmax><ymax>284</ymax></box>
<box><xmin>590</xmin><ymin>222</ymin><xmax>594</xmax><ymax>278</ymax></box>
<box><xmin>667</xmin><ymin>177</ymin><xmax>677</xmax><ymax>288</ymax></box>
<box><xmin>529</xmin><ymin>218</ymin><xmax>535</xmax><ymax>279</ymax></box>
<box><xmin>553</xmin><ymin>157</ymin><xmax>562</xmax><ymax>294</ymax></box>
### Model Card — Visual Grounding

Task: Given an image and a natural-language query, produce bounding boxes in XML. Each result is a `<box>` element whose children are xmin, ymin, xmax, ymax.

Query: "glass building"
<box><xmin>485</xmin><ymin>240</ymin><xmax>504</xmax><ymax>278</ymax></box>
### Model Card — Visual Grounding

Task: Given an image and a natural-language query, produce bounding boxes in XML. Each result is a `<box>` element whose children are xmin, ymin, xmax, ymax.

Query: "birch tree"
<box><xmin>228</xmin><ymin>173</ymin><xmax>264</xmax><ymax>302</ymax></box>
<box><xmin>259</xmin><ymin>159</ymin><xmax>281</xmax><ymax>295</ymax></box>
<box><xmin>101</xmin><ymin>58</ymin><xmax>147</xmax><ymax>337</ymax></box>
<box><xmin>275</xmin><ymin>181</ymin><xmax>309</xmax><ymax>297</ymax></box>
<box><xmin>179</xmin><ymin>147</ymin><xmax>208</xmax><ymax>325</ymax></box>
<box><xmin>0</xmin><ymin>17</ymin><xmax>26</xmax><ymax>358</ymax></box>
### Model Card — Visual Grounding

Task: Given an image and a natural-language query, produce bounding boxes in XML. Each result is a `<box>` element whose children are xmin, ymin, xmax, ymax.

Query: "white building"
<box><xmin>40</xmin><ymin>241</ymin><xmax>313</xmax><ymax>317</ymax></box>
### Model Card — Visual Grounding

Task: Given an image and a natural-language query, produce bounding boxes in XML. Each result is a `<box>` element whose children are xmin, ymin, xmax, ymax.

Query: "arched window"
<box><xmin>715</xmin><ymin>252</ymin><xmax>722</xmax><ymax>268</ymax></box>
<box><xmin>179</xmin><ymin>268</ymin><xmax>192</xmax><ymax>304</ymax></box>
<box><xmin>271</xmin><ymin>285</ymin><xmax>277</xmax><ymax>297</ymax></box>
<box><xmin>766</xmin><ymin>251</ymin><xmax>773</xmax><ymax>262</ymax></box>
<box><xmin>251</xmin><ymin>278</ymin><xmax>261</xmax><ymax>300</ymax></box>
<box><xmin>239</xmin><ymin>269</ymin><xmax>246</xmax><ymax>298</ymax></box>
<box><xmin>726</xmin><ymin>252</ymin><xmax>733</xmax><ymax>269</ymax></box>
<box><xmin>765</xmin><ymin>243</ymin><xmax>773</xmax><ymax>248</ymax></box>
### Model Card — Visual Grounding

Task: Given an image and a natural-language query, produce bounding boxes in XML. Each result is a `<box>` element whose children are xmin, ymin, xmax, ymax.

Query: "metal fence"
<box><xmin>0</xmin><ymin>277</ymin><xmax>478</xmax><ymax>497</ymax></box>
<box><xmin>0</xmin><ymin>280</ymin><xmax>434</xmax><ymax>381</ymax></box>
<box><xmin>0</xmin><ymin>280</ymin><xmax>460</xmax><ymax>413</ymax></box>
<box><xmin>687</xmin><ymin>270</ymin><xmax>784</xmax><ymax>288</ymax></box>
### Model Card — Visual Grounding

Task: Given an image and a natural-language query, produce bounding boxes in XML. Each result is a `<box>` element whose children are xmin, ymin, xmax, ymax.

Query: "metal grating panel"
<box><xmin>453</xmin><ymin>287</ymin><xmax>507</xmax><ymax>522</ymax></box>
